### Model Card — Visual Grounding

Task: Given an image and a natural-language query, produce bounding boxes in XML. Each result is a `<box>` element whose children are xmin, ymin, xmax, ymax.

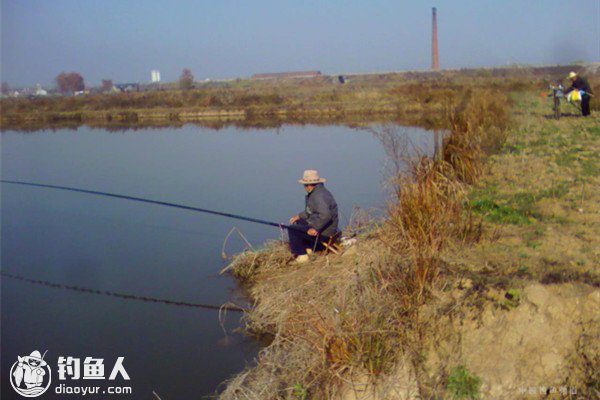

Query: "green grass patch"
<box><xmin>469</xmin><ymin>188</ymin><xmax>540</xmax><ymax>225</ymax></box>
<box><xmin>293</xmin><ymin>383</ymin><xmax>308</xmax><ymax>400</ymax></box>
<box><xmin>584</xmin><ymin>125</ymin><xmax>600</xmax><ymax>137</ymax></box>
<box><xmin>470</xmin><ymin>182</ymin><xmax>576</xmax><ymax>225</ymax></box>
<box><xmin>581</xmin><ymin>158</ymin><xmax>599</xmax><ymax>176</ymax></box>
<box><xmin>529</xmin><ymin>137</ymin><xmax>548</xmax><ymax>147</ymax></box>
<box><xmin>538</xmin><ymin>182</ymin><xmax>570</xmax><ymax>199</ymax></box>
<box><xmin>510</xmin><ymin>192</ymin><xmax>538</xmax><ymax>214</ymax></box>
<box><xmin>517</xmin><ymin>265</ymin><xmax>531</xmax><ymax>276</ymax></box>
<box><xmin>470</xmin><ymin>197</ymin><xmax>531</xmax><ymax>225</ymax></box>
<box><xmin>544</xmin><ymin>214</ymin><xmax>571</xmax><ymax>225</ymax></box>
<box><xmin>555</xmin><ymin>151</ymin><xmax>577</xmax><ymax>167</ymax></box>
<box><xmin>501</xmin><ymin>288</ymin><xmax>522</xmax><ymax>309</ymax></box>
<box><xmin>503</xmin><ymin>140</ymin><xmax>526</xmax><ymax>154</ymax></box>
<box><xmin>447</xmin><ymin>365</ymin><xmax>481</xmax><ymax>399</ymax></box>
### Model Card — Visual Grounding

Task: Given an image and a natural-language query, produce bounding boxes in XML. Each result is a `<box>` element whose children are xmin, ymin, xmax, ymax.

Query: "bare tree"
<box><xmin>101</xmin><ymin>79</ymin><xmax>113</xmax><ymax>92</ymax></box>
<box><xmin>56</xmin><ymin>72</ymin><xmax>85</xmax><ymax>93</ymax></box>
<box><xmin>1</xmin><ymin>82</ymin><xmax>10</xmax><ymax>95</ymax></box>
<box><xmin>365</xmin><ymin>125</ymin><xmax>417</xmax><ymax>178</ymax></box>
<box><xmin>179</xmin><ymin>68</ymin><xmax>194</xmax><ymax>90</ymax></box>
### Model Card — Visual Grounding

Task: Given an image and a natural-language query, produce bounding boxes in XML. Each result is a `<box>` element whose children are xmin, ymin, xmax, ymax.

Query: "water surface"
<box><xmin>1</xmin><ymin>124</ymin><xmax>434</xmax><ymax>398</ymax></box>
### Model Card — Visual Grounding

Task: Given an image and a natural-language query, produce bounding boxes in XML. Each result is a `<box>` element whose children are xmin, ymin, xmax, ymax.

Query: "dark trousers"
<box><xmin>288</xmin><ymin>219</ymin><xmax>328</xmax><ymax>256</ymax></box>
<box><xmin>581</xmin><ymin>95</ymin><xmax>591</xmax><ymax>116</ymax></box>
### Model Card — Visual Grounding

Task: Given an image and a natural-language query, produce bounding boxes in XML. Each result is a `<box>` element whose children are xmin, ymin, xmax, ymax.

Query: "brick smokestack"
<box><xmin>431</xmin><ymin>7</ymin><xmax>440</xmax><ymax>70</ymax></box>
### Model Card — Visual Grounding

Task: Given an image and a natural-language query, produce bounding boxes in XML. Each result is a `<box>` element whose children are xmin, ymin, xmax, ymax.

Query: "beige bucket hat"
<box><xmin>567</xmin><ymin>71</ymin><xmax>577</xmax><ymax>79</ymax></box>
<box><xmin>298</xmin><ymin>170</ymin><xmax>326</xmax><ymax>184</ymax></box>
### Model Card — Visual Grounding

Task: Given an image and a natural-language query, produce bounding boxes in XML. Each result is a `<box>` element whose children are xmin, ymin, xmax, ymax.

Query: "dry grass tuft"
<box><xmin>227</xmin><ymin>241</ymin><xmax>292</xmax><ymax>283</ymax></box>
<box><xmin>442</xmin><ymin>89</ymin><xmax>511</xmax><ymax>183</ymax></box>
<box><xmin>220</xmin><ymin>241</ymin><xmax>416</xmax><ymax>399</ymax></box>
<box><xmin>219</xmin><ymin>82</ymin><xmax>514</xmax><ymax>400</ymax></box>
<box><xmin>382</xmin><ymin>157</ymin><xmax>468</xmax><ymax>304</ymax></box>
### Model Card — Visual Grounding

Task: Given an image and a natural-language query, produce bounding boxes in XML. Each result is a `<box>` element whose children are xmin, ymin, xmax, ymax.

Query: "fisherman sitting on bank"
<box><xmin>288</xmin><ymin>170</ymin><xmax>339</xmax><ymax>263</ymax></box>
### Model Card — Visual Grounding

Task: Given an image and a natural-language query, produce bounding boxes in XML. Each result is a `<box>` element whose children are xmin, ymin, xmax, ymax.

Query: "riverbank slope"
<box><xmin>219</xmin><ymin>77</ymin><xmax>600</xmax><ymax>399</ymax></box>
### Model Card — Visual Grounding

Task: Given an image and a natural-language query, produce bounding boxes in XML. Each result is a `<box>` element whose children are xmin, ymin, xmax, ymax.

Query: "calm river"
<box><xmin>1</xmin><ymin>124</ymin><xmax>434</xmax><ymax>398</ymax></box>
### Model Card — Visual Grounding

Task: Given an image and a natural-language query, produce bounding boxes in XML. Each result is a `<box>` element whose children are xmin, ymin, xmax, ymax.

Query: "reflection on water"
<box><xmin>1</xmin><ymin>111</ymin><xmax>444</xmax><ymax>134</ymax></box>
<box><xmin>1</xmin><ymin>124</ymin><xmax>434</xmax><ymax>398</ymax></box>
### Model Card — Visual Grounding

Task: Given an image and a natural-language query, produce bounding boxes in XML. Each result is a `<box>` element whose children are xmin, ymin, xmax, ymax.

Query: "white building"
<box><xmin>151</xmin><ymin>70</ymin><xmax>161</xmax><ymax>83</ymax></box>
<box><xmin>35</xmin><ymin>84</ymin><xmax>48</xmax><ymax>96</ymax></box>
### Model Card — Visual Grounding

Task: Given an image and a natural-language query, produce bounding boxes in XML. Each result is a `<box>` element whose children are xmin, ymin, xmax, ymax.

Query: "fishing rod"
<box><xmin>1</xmin><ymin>271</ymin><xmax>247</xmax><ymax>312</ymax></box>
<box><xmin>1</xmin><ymin>180</ymin><xmax>300</xmax><ymax>231</ymax></box>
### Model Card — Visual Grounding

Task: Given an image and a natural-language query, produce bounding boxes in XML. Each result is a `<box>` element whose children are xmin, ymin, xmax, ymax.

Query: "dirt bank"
<box><xmin>217</xmin><ymin>79</ymin><xmax>599</xmax><ymax>399</ymax></box>
<box><xmin>337</xmin><ymin>283</ymin><xmax>600</xmax><ymax>399</ymax></box>
<box><xmin>220</xmin><ymin>243</ymin><xmax>600</xmax><ymax>399</ymax></box>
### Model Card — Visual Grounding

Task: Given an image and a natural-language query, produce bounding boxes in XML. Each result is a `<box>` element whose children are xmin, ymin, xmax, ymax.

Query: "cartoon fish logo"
<box><xmin>10</xmin><ymin>350</ymin><xmax>52</xmax><ymax>398</ymax></box>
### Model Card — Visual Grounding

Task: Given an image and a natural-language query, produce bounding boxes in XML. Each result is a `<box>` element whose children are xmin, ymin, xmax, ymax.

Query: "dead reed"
<box><xmin>442</xmin><ymin>89</ymin><xmax>511</xmax><ymax>183</ymax></box>
<box><xmin>221</xmin><ymin>240</ymin><xmax>413</xmax><ymax>399</ymax></box>
<box><xmin>220</xmin><ymin>82</ymin><xmax>514</xmax><ymax>399</ymax></box>
<box><xmin>380</xmin><ymin>89</ymin><xmax>507</xmax><ymax>302</ymax></box>
<box><xmin>382</xmin><ymin>157</ymin><xmax>466</xmax><ymax>304</ymax></box>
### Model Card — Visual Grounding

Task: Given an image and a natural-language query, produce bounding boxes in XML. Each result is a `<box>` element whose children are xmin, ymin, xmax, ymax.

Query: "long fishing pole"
<box><xmin>1</xmin><ymin>271</ymin><xmax>247</xmax><ymax>312</ymax></box>
<box><xmin>1</xmin><ymin>180</ymin><xmax>299</xmax><ymax>231</ymax></box>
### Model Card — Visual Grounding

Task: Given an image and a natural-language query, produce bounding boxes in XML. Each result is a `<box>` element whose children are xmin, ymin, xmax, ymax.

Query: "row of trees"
<box><xmin>55</xmin><ymin>72</ymin><xmax>85</xmax><ymax>93</ymax></box>
<box><xmin>60</xmin><ymin>69</ymin><xmax>196</xmax><ymax>92</ymax></box>
<box><xmin>3</xmin><ymin>68</ymin><xmax>196</xmax><ymax>95</ymax></box>
<box><xmin>2</xmin><ymin>73</ymin><xmax>85</xmax><ymax>95</ymax></box>
<box><xmin>1</xmin><ymin>76</ymin><xmax>84</xmax><ymax>95</ymax></box>
<box><xmin>179</xmin><ymin>68</ymin><xmax>194</xmax><ymax>90</ymax></box>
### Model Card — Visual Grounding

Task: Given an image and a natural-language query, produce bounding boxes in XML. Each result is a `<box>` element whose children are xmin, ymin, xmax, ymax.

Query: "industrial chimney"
<box><xmin>431</xmin><ymin>7</ymin><xmax>440</xmax><ymax>70</ymax></box>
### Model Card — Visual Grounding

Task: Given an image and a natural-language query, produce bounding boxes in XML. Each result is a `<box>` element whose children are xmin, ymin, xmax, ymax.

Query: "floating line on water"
<box><xmin>0</xmin><ymin>271</ymin><xmax>248</xmax><ymax>312</ymax></box>
<box><xmin>0</xmin><ymin>180</ymin><xmax>298</xmax><ymax>231</ymax></box>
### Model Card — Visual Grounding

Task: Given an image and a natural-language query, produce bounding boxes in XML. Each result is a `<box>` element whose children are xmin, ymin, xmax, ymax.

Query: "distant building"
<box><xmin>252</xmin><ymin>71</ymin><xmax>322</xmax><ymax>80</ymax></box>
<box><xmin>35</xmin><ymin>84</ymin><xmax>48</xmax><ymax>96</ymax></box>
<box><xmin>151</xmin><ymin>70</ymin><xmax>161</xmax><ymax>83</ymax></box>
<box><xmin>19</xmin><ymin>86</ymin><xmax>45</xmax><ymax>97</ymax></box>
<box><xmin>114</xmin><ymin>83</ymin><xmax>140</xmax><ymax>92</ymax></box>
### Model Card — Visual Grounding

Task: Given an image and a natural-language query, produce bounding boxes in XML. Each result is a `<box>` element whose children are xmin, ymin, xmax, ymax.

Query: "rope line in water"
<box><xmin>0</xmin><ymin>271</ymin><xmax>248</xmax><ymax>312</ymax></box>
<box><xmin>0</xmin><ymin>180</ymin><xmax>298</xmax><ymax>231</ymax></box>
<box><xmin>0</xmin><ymin>180</ymin><xmax>299</xmax><ymax>313</ymax></box>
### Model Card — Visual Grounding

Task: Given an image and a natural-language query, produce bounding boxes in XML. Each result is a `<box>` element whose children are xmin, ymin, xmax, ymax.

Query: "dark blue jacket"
<box><xmin>298</xmin><ymin>184</ymin><xmax>339</xmax><ymax>238</ymax></box>
<box><xmin>565</xmin><ymin>76</ymin><xmax>592</xmax><ymax>95</ymax></box>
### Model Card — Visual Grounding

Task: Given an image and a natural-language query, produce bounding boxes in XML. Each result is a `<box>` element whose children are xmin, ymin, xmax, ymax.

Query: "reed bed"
<box><xmin>2</xmin><ymin>65</ymin><xmax>576</xmax><ymax>131</ymax></box>
<box><xmin>220</xmin><ymin>69</ymin><xmax>600</xmax><ymax>396</ymax></box>
<box><xmin>381</xmin><ymin>157</ymin><xmax>467</xmax><ymax>305</ymax></box>
<box><xmin>221</xmin><ymin>240</ymin><xmax>416</xmax><ymax>399</ymax></box>
<box><xmin>219</xmin><ymin>85</ymin><xmax>513</xmax><ymax>399</ymax></box>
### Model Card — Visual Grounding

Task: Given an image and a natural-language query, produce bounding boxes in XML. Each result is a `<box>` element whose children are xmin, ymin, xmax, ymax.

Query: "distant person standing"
<box><xmin>565</xmin><ymin>71</ymin><xmax>593</xmax><ymax>116</ymax></box>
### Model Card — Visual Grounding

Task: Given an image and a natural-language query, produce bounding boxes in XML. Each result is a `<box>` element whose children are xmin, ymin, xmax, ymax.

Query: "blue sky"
<box><xmin>1</xmin><ymin>0</ymin><xmax>599</xmax><ymax>87</ymax></box>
